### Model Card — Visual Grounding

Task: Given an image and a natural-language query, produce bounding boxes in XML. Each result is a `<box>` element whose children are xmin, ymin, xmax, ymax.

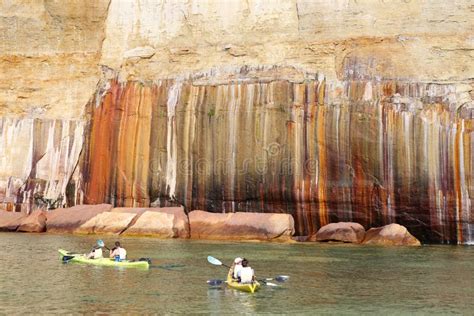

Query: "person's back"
<box><xmin>238</xmin><ymin>259</ymin><xmax>255</xmax><ymax>284</ymax></box>
<box><xmin>232</xmin><ymin>257</ymin><xmax>243</xmax><ymax>279</ymax></box>
<box><xmin>87</xmin><ymin>240</ymin><xmax>105</xmax><ymax>259</ymax></box>
<box><xmin>110</xmin><ymin>241</ymin><xmax>127</xmax><ymax>261</ymax></box>
<box><xmin>92</xmin><ymin>247</ymin><xmax>103</xmax><ymax>259</ymax></box>
<box><xmin>116</xmin><ymin>247</ymin><xmax>126</xmax><ymax>260</ymax></box>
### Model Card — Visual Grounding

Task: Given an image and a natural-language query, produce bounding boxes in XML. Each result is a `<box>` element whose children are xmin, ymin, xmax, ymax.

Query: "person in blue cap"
<box><xmin>86</xmin><ymin>239</ymin><xmax>105</xmax><ymax>259</ymax></box>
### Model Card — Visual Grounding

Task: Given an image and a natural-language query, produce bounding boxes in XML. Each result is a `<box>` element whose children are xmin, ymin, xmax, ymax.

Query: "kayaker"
<box><xmin>237</xmin><ymin>258</ymin><xmax>255</xmax><ymax>284</ymax></box>
<box><xmin>86</xmin><ymin>239</ymin><xmax>105</xmax><ymax>259</ymax></box>
<box><xmin>109</xmin><ymin>241</ymin><xmax>127</xmax><ymax>261</ymax></box>
<box><xmin>232</xmin><ymin>257</ymin><xmax>243</xmax><ymax>280</ymax></box>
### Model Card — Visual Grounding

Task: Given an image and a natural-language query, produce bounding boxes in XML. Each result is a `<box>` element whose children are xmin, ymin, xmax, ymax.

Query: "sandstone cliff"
<box><xmin>0</xmin><ymin>0</ymin><xmax>472</xmax><ymax>243</ymax></box>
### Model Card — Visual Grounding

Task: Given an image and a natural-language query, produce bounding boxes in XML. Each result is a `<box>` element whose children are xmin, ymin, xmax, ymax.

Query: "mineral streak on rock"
<box><xmin>74</xmin><ymin>76</ymin><xmax>473</xmax><ymax>244</ymax></box>
<box><xmin>0</xmin><ymin>117</ymin><xmax>84</xmax><ymax>212</ymax></box>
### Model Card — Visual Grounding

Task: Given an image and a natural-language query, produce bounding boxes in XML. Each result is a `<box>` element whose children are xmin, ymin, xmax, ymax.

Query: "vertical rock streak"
<box><xmin>0</xmin><ymin>117</ymin><xmax>84</xmax><ymax>212</ymax></box>
<box><xmin>78</xmin><ymin>79</ymin><xmax>473</xmax><ymax>244</ymax></box>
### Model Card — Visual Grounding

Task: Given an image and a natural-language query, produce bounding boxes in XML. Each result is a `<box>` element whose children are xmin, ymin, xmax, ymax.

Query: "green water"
<box><xmin>0</xmin><ymin>233</ymin><xmax>472</xmax><ymax>315</ymax></box>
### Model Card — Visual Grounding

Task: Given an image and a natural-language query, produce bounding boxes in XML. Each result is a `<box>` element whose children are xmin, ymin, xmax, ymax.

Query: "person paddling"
<box><xmin>231</xmin><ymin>257</ymin><xmax>243</xmax><ymax>281</ymax></box>
<box><xmin>109</xmin><ymin>241</ymin><xmax>127</xmax><ymax>261</ymax></box>
<box><xmin>237</xmin><ymin>258</ymin><xmax>255</xmax><ymax>284</ymax></box>
<box><xmin>87</xmin><ymin>239</ymin><xmax>105</xmax><ymax>259</ymax></box>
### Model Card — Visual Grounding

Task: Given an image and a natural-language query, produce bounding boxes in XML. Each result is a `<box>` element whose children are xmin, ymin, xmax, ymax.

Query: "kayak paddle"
<box><xmin>264</xmin><ymin>275</ymin><xmax>289</xmax><ymax>282</ymax></box>
<box><xmin>207</xmin><ymin>279</ymin><xmax>225</xmax><ymax>286</ymax></box>
<box><xmin>207</xmin><ymin>256</ymin><xmax>231</xmax><ymax>268</ymax></box>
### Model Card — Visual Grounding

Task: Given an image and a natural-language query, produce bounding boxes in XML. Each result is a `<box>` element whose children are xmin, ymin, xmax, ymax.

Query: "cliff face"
<box><xmin>73</xmin><ymin>75</ymin><xmax>472</xmax><ymax>243</ymax></box>
<box><xmin>1</xmin><ymin>0</ymin><xmax>473</xmax><ymax>243</ymax></box>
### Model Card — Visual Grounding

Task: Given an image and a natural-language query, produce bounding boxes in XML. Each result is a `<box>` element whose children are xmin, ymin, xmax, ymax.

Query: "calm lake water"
<box><xmin>0</xmin><ymin>233</ymin><xmax>472</xmax><ymax>315</ymax></box>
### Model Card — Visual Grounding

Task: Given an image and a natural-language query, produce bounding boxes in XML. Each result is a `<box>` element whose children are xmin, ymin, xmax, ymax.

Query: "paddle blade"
<box><xmin>207</xmin><ymin>279</ymin><xmax>224</xmax><ymax>286</ymax></box>
<box><xmin>265</xmin><ymin>282</ymin><xmax>279</xmax><ymax>287</ymax></box>
<box><xmin>274</xmin><ymin>275</ymin><xmax>289</xmax><ymax>282</ymax></box>
<box><xmin>207</xmin><ymin>256</ymin><xmax>223</xmax><ymax>266</ymax></box>
<box><xmin>62</xmin><ymin>255</ymin><xmax>75</xmax><ymax>263</ymax></box>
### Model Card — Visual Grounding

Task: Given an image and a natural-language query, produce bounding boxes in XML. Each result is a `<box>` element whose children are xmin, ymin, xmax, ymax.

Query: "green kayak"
<box><xmin>58</xmin><ymin>249</ymin><xmax>150</xmax><ymax>269</ymax></box>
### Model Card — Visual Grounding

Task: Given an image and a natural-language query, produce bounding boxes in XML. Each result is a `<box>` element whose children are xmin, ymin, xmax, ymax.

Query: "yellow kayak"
<box><xmin>226</xmin><ymin>269</ymin><xmax>261</xmax><ymax>293</ymax></box>
<box><xmin>58</xmin><ymin>249</ymin><xmax>150</xmax><ymax>269</ymax></box>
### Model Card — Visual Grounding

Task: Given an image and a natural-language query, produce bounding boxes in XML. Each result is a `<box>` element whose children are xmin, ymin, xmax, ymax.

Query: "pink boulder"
<box><xmin>362</xmin><ymin>223</ymin><xmax>421</xmax><ymax>246</ymax></box>
<box><xmin>0</xmin><ymin>211</ymin><xmax>26</xmax><ymax>231</ymax></box>
<box><xmin>189</xmin><ymin>210</ymin><xmax>294</xmax><ymax>241</ymax></box>
<box><xmin>17</xmin><ymin>210</ymin><xmax>47</xmax><ymax>233</ymax></box>
<box><xmin>46</xmin><ymin>204</ymin><xmax>112</xmax><ymax>233</ymax></box>
<box><xmin>314</xmin><ymin>222</ymin><xmax>366</xmax><ymax>243</ymax></box>
<box><xmin>75</xmin><ymin>212</ymin><xmax>138</xmax><ymax>235</ymax></box>
<box><xmin>122</xmin><ymin>207</ymin><xmax>190</xmax><ymax>238</ymax></box>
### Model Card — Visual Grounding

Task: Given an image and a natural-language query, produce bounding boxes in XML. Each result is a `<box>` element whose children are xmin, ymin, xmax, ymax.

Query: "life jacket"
<box><xmin>239</xmin><ymin>267</ymin><xmax>254</xmax><ymax>284</ymax></box>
